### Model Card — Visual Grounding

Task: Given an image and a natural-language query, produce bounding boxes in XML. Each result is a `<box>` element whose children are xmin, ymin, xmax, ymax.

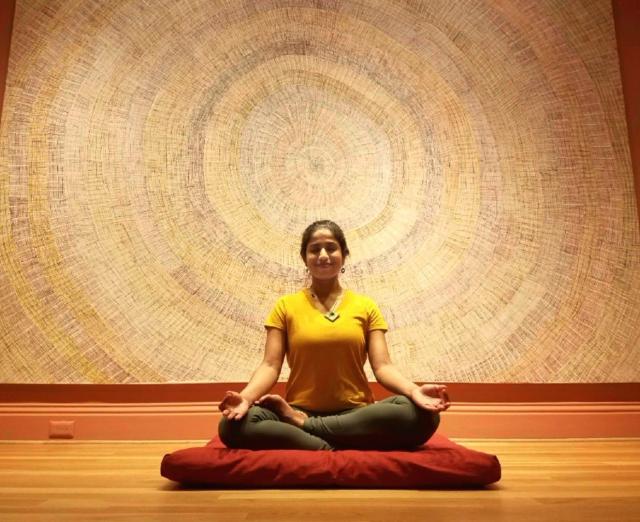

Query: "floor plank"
<box><xmin>0</xmin><ymin>439</ymin><xmax>639</xmax><ymax>521</ymax></box>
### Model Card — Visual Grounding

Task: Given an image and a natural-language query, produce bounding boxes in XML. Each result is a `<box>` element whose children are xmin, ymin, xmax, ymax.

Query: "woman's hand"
<box><xmin>218</xmin><ymin>391</ymin><xmax>251</xmax><ymax>421</ymax></box>
<box><xmin>410</xmin><ymin>384</ymin><xmax>451</xmax><ymax>412</ymax></box>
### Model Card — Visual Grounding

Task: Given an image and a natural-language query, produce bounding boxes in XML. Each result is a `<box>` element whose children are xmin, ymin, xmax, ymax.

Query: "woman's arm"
<box><xmin>239</xmin><ymin>327</ymin><xmax>286</xmax><ymax>402</ymax></box>
<box><xmin>368</xmin><ymin>330</ymin><xmax>450</xmax><ymax>412</ymax></box>
<box><xmin>219</xmin><ymin>327</ymin><xmax>286</xmax><ymax>420</ymax></box>
<box><xmin>368</xmin><ymin>330</ymin><xmax>419</xmax><ymax>396</ymax></box>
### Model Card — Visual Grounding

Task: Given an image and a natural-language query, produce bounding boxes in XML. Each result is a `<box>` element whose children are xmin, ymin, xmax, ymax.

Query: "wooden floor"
<box><xmin>1</xmin><ymin>438</ymin><xmax>639</xmax><ymax>521</ymax></box>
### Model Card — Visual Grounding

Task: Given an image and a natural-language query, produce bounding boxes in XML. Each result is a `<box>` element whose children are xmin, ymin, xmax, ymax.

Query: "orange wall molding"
<box><xmin>1</xmin><ymin>400</ymin><xmax>639</xmax><ymax>440</ymax></box>
<box><xmin>2</xmin><ymin>382</ymin><xmax>640</xmax><ymax>403</ymax></box>
<box><xmin>1</xmin><ymin>383</ymin><xmax>639</xmax><ymax>440</ymax></box>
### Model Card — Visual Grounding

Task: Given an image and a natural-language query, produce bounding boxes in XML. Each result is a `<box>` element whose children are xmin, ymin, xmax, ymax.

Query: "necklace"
<box><xmin>310</xmin><ymin>288</ymin><xmax>344</xmax><ymax>322</ymax></box>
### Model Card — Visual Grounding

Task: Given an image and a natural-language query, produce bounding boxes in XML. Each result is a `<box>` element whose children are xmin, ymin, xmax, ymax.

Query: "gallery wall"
<box><xmin>0</xmin><ymin>0</ymin><xmax>639</xmax><ymax>385</ymax></box>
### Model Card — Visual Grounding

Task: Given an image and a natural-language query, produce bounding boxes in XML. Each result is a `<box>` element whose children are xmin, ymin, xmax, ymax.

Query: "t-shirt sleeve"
<box><xmin>367</xmin><ymin>298</ymin><xmax>388</xmax><ymax>332</ymax></box>
<box><xmin>264</xmin><ymin>296</ymin><xmax>287</xmax><ymax>330</ymax></box>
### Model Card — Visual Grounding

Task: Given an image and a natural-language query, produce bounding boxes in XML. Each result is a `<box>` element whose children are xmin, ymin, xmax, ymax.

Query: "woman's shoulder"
<box><xmin>265</xmin><ymin>290</ymin><xmax>308</xmax><ymax>326</ymax></box>
<box><xmin>346</xmin><ymin>290</ymin><xmax>387</xmax><ymax>328</ymax></box>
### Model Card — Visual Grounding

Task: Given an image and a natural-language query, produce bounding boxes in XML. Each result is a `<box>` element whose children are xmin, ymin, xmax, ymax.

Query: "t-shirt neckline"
<box><xmin>303</xmin><ymin>287</ymin><xmax>351</xmax><ymax>314</ymax></box>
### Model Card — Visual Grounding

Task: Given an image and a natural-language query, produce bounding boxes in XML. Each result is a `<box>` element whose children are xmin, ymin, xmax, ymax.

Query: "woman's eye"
<box><xmin>308</xmin><ymin>244</ymin><xmax>338</xmax><ymax>254</ymax></box>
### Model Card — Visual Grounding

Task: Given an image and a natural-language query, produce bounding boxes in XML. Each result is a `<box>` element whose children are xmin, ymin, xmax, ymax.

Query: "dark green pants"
<box><xmin>218</xmin><ymin>395</ymin><xmax>440</xmax><ymax>450</ymax></box>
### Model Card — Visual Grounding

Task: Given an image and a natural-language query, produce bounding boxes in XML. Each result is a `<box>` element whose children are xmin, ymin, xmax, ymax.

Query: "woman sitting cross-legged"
<box><xmin>218</xmin><ymin>220</ymin><xmax>450</xmax><ymax>451</ymax></box>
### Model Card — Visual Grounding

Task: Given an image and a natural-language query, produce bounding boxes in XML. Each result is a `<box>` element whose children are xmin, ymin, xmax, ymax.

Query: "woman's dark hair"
<box><xmin>300</xmin><ymin>220</ymin><xmax>350</xmax><ymax>260</ymax></box>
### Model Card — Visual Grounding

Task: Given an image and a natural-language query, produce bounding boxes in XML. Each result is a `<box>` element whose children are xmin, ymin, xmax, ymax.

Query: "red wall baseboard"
<box><xmin>2</xmin><ymin>382</ymin><xmax>639</xmax><ymax>403</ymax></box>
<box><xmin>1</xmin><ymin>383</ymin><xmax>638</xmax><ymax>440</ymax></box>
<box><xmin>1</xmin><ymin>400</ymin><xmax>638</xmax><ymax>440</ymax></box>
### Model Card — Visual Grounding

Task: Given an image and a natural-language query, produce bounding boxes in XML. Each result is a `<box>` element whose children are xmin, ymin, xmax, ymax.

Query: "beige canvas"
<box><xmin>0</xmin><ymin>0</ymin><xmax>638</xmax><ymax>383</ymax></box>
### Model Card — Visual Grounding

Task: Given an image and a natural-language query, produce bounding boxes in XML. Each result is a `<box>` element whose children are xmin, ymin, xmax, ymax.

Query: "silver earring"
<box><xmin>341</xmin><ymin>267</ymin><xmax>345</xmax><ymax>273</ymax></box>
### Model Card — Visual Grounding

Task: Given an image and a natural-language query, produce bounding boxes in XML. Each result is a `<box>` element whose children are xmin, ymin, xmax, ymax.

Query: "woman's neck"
<box><xmin>309</xmin><ymin>278</ymin><xmax>342</xmax><ymax>300</ymax></box>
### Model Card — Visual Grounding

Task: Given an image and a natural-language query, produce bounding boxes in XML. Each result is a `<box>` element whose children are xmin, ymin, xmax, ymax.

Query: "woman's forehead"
<box><xmin>308</xmin><ymin>229</ymin><xmax>337</xmax><ymax>243</ymax></box>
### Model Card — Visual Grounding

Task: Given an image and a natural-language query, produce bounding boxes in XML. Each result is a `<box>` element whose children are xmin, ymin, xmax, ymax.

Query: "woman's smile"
<box><xmin>304</xmin><ymin>228</ymin><xmax>346</xmax><ymax>281</ymax></box>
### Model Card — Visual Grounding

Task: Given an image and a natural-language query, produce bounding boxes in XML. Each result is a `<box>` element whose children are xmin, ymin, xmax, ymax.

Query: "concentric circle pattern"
<box><xmin>1</xmin><ymin>0</ymin><xmax>639</xmax><ymax>383</ymax></box>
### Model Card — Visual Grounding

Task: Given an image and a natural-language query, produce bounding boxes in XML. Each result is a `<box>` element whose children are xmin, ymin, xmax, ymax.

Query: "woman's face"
<box><xmin>304</xmin><ymin>228</ymin><xmax>344</xmax><ymax>280</ymax></box>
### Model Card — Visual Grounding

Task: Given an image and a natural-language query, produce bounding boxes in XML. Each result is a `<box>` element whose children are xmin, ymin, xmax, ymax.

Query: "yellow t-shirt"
<box><xmin>264</xmin><ymin>289</ymin><xmax>388</xmax><ymax>413</ymax></box>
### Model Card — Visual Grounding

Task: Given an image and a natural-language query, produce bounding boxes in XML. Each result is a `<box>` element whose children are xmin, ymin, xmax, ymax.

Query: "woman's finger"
<box><xmin>230</xmin><ymin>409</ymin><xmax>246</xmax><ymax>421</ymax></box>
<box><xmin>415</xmin><ymin>399</ymin><xmax>438</xmax><ymax>412</ymax></box>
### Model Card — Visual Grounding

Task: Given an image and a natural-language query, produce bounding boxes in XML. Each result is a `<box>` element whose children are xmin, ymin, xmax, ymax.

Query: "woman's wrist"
<box><xmin>375</xmin><ymin>364</ymin><xmax>420</xmax><ymax>397</ymax></box>
<box><xmin>405</xmin><ymin>383</ymin><xmax>420</xmax><ymax>397</ymax></box>
<box><xmin>240</xmin><ymin>364</ymin><xmax>279</xmax><ymax>404</ymax></box>
<box><xmin>239</xmin><ymin>390</ymin><xmax>256</xmax><ymax>404</ymax></box>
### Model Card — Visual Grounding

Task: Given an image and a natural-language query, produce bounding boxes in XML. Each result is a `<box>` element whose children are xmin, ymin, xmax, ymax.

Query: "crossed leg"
<box><xmin>303</xmin><ymin>395</ymin><xmax>440</xmax><ymax>450</ymax></box>
<box><xmin>218</xmin><ymin>403</ymin><xmax>332</xmax><ymax>450</ymax></box>
<box><xmin>218</xmin><ymin>394</ymin><xmax>440</xmax><ymax>451</ymax></box>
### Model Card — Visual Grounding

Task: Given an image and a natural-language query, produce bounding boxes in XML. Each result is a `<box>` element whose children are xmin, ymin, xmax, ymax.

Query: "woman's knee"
<box><xmin>418</xmin><ymin>409</ymin><xmax>440</xmax><ymax>440</ymax></box>
<box><xmin>387</xmin><ymin>395</ymin><xmax>441</xmax><ymax>444</ymax></box>
<box><xmin>218</xmin><ymin>405</ymin><xmax>278</xmax><ymax>448</ymax></box>
<box><xmin>218</xmin><ymin>414</ymin><xmax>244</xmax><ymax>448</ymax></box>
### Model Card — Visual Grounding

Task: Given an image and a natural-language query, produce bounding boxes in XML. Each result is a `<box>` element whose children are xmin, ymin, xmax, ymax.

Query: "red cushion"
<box><xmin>161</xmin><ymin>434</ymin><xmax>501</xmax><ymax>488</ymax></box>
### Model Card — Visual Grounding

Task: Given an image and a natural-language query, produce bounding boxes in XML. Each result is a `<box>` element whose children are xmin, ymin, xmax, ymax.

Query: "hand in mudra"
<box><xmin>410</xmin><ymin>384</ymin><xmax>451</xmax><ymax>412</ymax></box>
<box><xmin>219</xmin><ymin>391</ymin><xmax>251</xmax><ymax>420</ymax></box>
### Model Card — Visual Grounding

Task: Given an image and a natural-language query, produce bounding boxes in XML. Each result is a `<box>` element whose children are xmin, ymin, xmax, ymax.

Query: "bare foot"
<box><xmin>256</xmin><ymin>394</ymin><xmax>308</xmax><ymax>428</ymax></box>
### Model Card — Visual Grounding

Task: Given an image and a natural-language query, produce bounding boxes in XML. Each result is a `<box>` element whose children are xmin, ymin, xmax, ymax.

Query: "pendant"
<box><xmin>324</xmin><ymin>311</ymin><xmax>340</xmax><ymax>322</ymax></box>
